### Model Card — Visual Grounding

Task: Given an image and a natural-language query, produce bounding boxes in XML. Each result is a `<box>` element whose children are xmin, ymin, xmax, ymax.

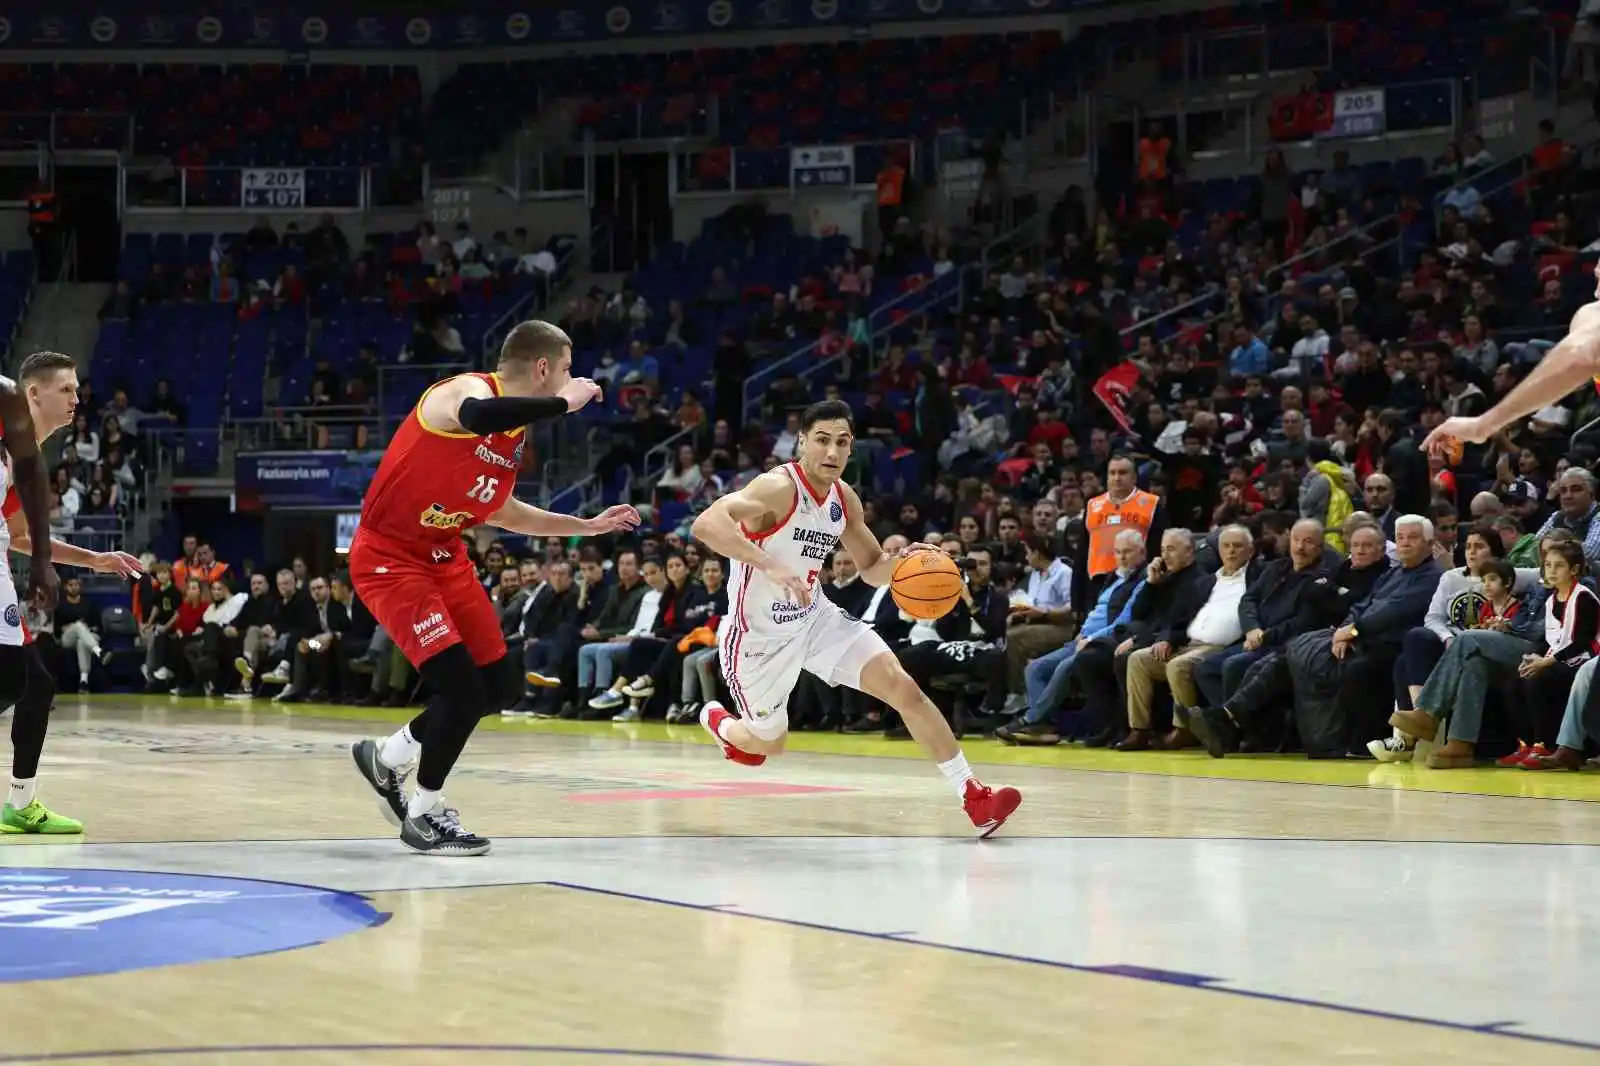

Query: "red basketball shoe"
<box><xmin>964</xmin><ymin>779</ymin><xmax>1022</xmax><ymax>838</ymax></box>
<box><xmin>700</xmin><ymin>701</ymin><xmax>766</xmax><ymax>767</ymax></box>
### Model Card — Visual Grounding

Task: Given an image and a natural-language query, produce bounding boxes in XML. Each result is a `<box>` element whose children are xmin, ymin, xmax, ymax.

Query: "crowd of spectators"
<box><xmin>56</xmin><ymin>119</ymin><xmax>1600</xmax><ymax>775</ymax></box>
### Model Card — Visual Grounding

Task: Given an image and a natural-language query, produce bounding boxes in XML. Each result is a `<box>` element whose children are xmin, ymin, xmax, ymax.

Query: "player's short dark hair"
<box><xmin>800</xmin><ymin>399</ymin><xmax>853</xmax><ymax>432</ymax></box>
<box><xmin>499</xmin><ymin>320</ymin><xmax>571</xmax><ymax>372</ymax></box>
<box><xmin>18</xmin><ymin>350</ymin><xmax>76</xmax><ymax>381</ymax></box>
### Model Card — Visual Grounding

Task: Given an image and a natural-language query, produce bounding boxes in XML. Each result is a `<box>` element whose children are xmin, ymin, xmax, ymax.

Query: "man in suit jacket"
<box><xmin>1072</xmin><ymin>527</ymin><xmax>1204</xmax><ymax>748</ymax></box>
<box><xmin>1193</xmin><ymin>518</ymin><xmax>1332</xmax><ymax>714</ymax></box>
<box><xmin>279</xmin><ymin>573</ymin><xmax>349</xmax><ymax>704</ymax></box>
<box><xmin>1121</xmin><ymin>525</ymin><xmax>1256</xmax><ymax>750</ymax></box>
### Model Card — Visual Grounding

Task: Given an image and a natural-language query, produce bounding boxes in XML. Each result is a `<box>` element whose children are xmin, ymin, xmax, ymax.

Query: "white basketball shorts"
<box><xmin>718</xmin><ymin>598</ymin><xmax>889</xmax><ymax>742</ymax></box>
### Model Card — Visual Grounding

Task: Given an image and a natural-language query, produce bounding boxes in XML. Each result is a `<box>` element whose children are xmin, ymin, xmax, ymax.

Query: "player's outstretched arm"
<box><xmin>487</xmin><ymin>497</ymin><xmax>640</xmax><ymax>538</ymax></box>
<box><xmin>3</xmin><ymin>509</ymin><xmax>141</xmax><ymax>577</ymax></box>
<box><xmin>0</xmin><ymin>381</ymin><xmax>56</xmax><ymax>607</ymax></box>
<box><xmin>418</xmin><ymin>373</ymin><xmax>603</xmax><ymax>436</ymax></box>
<box><xmin>1425</xmin><ymin>303</ymin><xmax>1600</xmax><ymax>453</ymax></box>
<box><xmin>839</xmin><ymin>481</ymin><xmax>919</xmax><ymax>587</ymax></box>
<box><xmin>691</xmin><ymin>471</ymin><xmax>813</xmax><ymax>604</ymax></box>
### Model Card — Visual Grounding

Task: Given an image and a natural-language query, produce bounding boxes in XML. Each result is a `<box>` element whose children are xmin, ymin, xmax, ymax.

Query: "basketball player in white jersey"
<box><xmin>691</xmin><ymin>400</ymin><xmax>1022</xmax><ymax>836</ymax></box>
<box><xmin>1426</xmin><ymin>259</ymin><xmax>1600</xmax><ymax>454</ymax></box>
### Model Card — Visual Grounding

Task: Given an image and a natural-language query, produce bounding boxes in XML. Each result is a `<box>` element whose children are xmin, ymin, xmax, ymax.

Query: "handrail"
<box><xmin>1126</xmin><ymin>207</ymin><xmax>1415</xmax><ymax>345</ymax></box>
<box><xmin>1435</xmin><ymin>124</ymin><xmax>1600</xmax><ymax>231</ymax></box>
<box><xmin>642</xmin><ymin>423</ymin><xmax>701</xmax><ymax>484</ymax></box>
<box><xmin>478</xmin><ymin>240</ymin><xmax>578</xmax><ymax>367</ymax></box>
<box><xmin>1262</xmin><ymin>207</ymin><xmax>1404</xmax><ymax>290</ymax></box>
<box><xmin>739</xmin><ymin>277</ymin><xmax>956</xmax><ymax>424</ymax></box>
<box><xmin>1432</xmin><ymin>117</ymin><xmax>1600</xmax><ymax>209</ymax></box>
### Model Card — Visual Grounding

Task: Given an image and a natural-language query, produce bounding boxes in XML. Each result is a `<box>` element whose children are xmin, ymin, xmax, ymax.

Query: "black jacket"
<box><xmin>306</xmin><ymin>598</ymin><xmax>348</xmax><ymax>638</ymax></box>
<box><xmin>1384</xmin><ymin>436</ymin><xmax>1432</xmax><ymax>517</ymax></box>
<box><xmin>344</xmin><ymin>595</ymin><xmax>377</xmax><ymax>642</ymax></box>
<box><xmin>682</xmin><ymin>585</ymin><xmax>728</xmax><ymax>632</ymax></box>
<box><xmin>277</xmin><ymin>591</ymin><xmax>319</xmax><ymax>640</ymax></box>
<box><xmin>234</xmin><ymin>592</ymin><xmax>276</xmax><ymax>631</ymax></box>
<box><xmin>1239</xmin><ymin>556</ymin><xmax>1332</xmax><ymax>648</ymax></box>
<box><xmin>523</xmin><ymin>584</ymin><xmax>579</xmax><ymax>642</ymax></box>
<box><xmin>825</xmin><ymin>577</ymin><xmax>875</xmax><ymax>618</ymax></box>
<box><xmin>592</xmin><ymin>578</ymin><xmax>648</xmax><ymax>638</ymax></box>
<box><xmin>1123</xmin><ymin>562</ymin><xmax>1204</xmax><ymax>646</ymax></box>
<box><xmin>933</xmin><ymin>581</ymin><xmax>1009</xmax><ymax>643</ymax></box>
<box><xmin>1300</xmin><ymin>557</ymin><xmax>1393</xmax><ymax>632</ymax></box>
<box><xmin>654</xmin><ymin>581</ymin><xmax>708</xmax><ymax>640</ymax></box>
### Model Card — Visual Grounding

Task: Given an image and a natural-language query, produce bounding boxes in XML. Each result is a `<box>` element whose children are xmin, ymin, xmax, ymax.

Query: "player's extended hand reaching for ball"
<box><xmin>558</xmin><ymin>377</ymin><xmax>603</xmax><ymax>413</ymax></box>
<box><xmin>585</xmin><ymin>504</ymin><xmax>641</xmax><ymax>535</ymax></box>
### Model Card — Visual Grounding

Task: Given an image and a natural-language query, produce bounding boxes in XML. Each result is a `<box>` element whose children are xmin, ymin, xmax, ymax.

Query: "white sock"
<box><xmin>937</xmin><ymin>753</ymin><xmax>975</xmax><ymax>798</ymax></box>
<box><xmin>379</xmin><ymin>724</ymin><xmax>420</xmax><ymax>769</ymax></box>
<box><xmin>715</xmin><ymin>717</ymin><xmax>736</xmax><ymax>743</ymax></box>
<box><xmin>408</xmin><ymin>786</ymin><xmax>440</xmax><ymax>819</ymax></box>
<box><xmin>8</xmin><ymin>777</ymin><xmax>37</xmax><ymax>809</ymax></box>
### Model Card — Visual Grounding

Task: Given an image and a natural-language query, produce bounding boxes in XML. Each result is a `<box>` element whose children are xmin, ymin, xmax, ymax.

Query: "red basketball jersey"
<box><xmin>358</xmin><ymin>372</ymin><xmax>526</xmax><ymax>554</ymax></box>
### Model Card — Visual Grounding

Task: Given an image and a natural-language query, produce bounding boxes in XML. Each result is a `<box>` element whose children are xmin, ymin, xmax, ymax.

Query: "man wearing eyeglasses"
<box><xmin>1534</xmin><ymin>468</ymin><xmax>1600</xmax><ymax>570</ymax></box>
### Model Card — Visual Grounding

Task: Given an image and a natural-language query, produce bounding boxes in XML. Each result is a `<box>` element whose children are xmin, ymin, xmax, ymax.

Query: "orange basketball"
<box><xmin>891</xmin><ymin>551</ymin><xmax>964</xmax><ymax>620</ymax></box>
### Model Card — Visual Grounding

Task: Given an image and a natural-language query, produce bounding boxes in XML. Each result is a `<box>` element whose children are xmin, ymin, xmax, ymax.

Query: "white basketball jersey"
<box><xmin>726</xmin><ymin>462</ymin><xmax>846</xmax><ymax>637</ymax></box>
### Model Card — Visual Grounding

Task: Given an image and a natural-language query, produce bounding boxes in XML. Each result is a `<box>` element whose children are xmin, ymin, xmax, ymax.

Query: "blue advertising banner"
<box><xmin>234</xmin><ymin>450</ymin><xmax>382</xmax><ymax>512</ymax></box>
<box><xmin>0</xmin><ymin>0</ymin><xmax>1074</xmax><ymax>50</ymax></box>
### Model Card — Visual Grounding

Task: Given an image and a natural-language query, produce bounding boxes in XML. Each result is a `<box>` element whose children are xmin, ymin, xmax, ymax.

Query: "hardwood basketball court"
<box><xmin>1</xmin><ymin>695</ymin><xmax>1597</xmax><ymax>1065</ymax></box>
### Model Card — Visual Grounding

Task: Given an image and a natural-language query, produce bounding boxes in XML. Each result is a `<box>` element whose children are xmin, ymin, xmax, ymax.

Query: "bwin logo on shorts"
<box><xmin>3</xmin><ymin>605</ymin><xmax>18</xmax><ymax>628</ymax></box>
<box><xmin>412</xmin><ymin>612</ymin><xmax>444</xmax><ymax>636</ymax></box>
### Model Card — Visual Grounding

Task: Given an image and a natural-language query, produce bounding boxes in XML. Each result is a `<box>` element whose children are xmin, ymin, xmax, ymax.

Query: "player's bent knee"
<box><xmin>419</xmin><ymin>643</ymin><xmax>492</xmax><ymax>716</ymax></box>
<box><xmin>859</xmin><ymin>651</ymin><xmax>925</xmax><ymax>712</ymax></box>
<box><xmin>478</xmin><ymin>654</ymin><xmax>520</xmax><ymax>715</ymax></box>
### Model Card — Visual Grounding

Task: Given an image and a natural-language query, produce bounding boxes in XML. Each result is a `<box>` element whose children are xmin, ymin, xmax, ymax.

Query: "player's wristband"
<box><xmin>457</xmin><ymin>395</ymin><xmax>570</xmax><ymax>435</ymax></box>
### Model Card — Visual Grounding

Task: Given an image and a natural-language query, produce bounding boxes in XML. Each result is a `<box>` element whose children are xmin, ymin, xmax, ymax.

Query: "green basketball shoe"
<box><xmin>0</xmin><ymin>800</ymin><xmax>84</xmax><ymax>834</ymax></box>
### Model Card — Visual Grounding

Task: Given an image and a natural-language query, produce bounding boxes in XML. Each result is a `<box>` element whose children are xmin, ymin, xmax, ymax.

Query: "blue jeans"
<box><xmin>578</xmin><ymin>642</ymin><xmax>630</xmax><ymax>688</ymax></box>
<box><xmin>1557</xmin><ymin>657</ymin><xmax>1600</xmax><ymax>751</ymax></box>
<box><xmin>1022</xmin><ymin>641</ymin><xmax>1080</xmax><ymax>725</ymax></box>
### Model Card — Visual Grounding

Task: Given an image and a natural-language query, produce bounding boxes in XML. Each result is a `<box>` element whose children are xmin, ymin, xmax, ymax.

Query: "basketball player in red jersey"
<box><xmin>348</xmin><ymin>320</ymin><xmax>639</xmax><ymax>855</ymax></box>
<box><xmin>1427</xmin><ymin>259</ymin><xmax>1600</xmax><ymax>454</ymax></box>
<box><xmin>0</xmin><ymin>351</ymin><xmax>142</xmax><ymax>835</ymax></box>
<box><xmin>691</xmin><ymin>400</ymin><xmax>1022</xmax><ymax>837</ymax></box>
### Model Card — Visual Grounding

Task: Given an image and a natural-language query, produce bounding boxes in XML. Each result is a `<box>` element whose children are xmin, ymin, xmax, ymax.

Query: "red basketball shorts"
<box><xmin>349</xmin><ymin>530</ymin><xmax>506</xmax><ymax>669</ymax></box>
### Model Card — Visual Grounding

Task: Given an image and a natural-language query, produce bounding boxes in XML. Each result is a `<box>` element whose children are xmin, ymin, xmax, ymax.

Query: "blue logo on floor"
<box><xmin>0</xmin><ymin>867</ymin><xmax>386</xmax><ymax>982</ymax></box>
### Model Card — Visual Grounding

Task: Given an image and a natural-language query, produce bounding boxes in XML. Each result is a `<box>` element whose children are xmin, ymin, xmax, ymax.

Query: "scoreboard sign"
<box><xmin>241</xmin><ymin>167</ymin><xmax>306</xmax><ymax>209</ymax></box>
<box><xmin>791</xmin><ymin>144</ymin><xmax>855</xmax><ymax>188</ymax></box>
<box><xmin>430</xmin><ymin>186</ymin><xmax>472</xmax><ymax>226</ymax></box>
<box><xmin>1318</xmin><ymin>89</ymin><xmax>1386</xmax><ymax>140</ymax></box>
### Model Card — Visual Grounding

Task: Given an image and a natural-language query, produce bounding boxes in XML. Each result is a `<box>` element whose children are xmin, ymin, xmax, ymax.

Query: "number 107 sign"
<box><xmin>241</xmin><ymin>168</ymin><xmax>307</xmax><ymax>209</ymax></box>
